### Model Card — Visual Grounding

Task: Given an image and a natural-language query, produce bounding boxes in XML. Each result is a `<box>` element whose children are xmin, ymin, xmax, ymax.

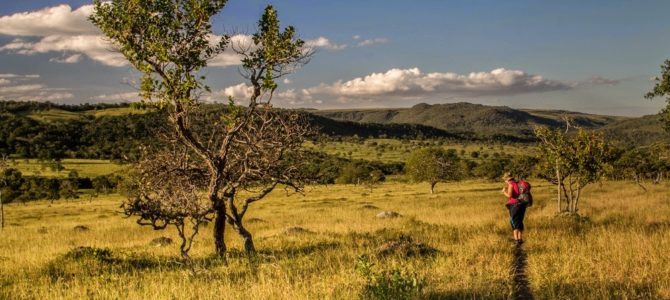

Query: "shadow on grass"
<box><xmin>511</xmin><ymin>244</ymin><xmax>533</xmax><ymax>300</ymax></box>
<box><xmin>423</xmin><ymin>281</ymin><xmax>509</xmax><ymax>300</ymax></box>
<box><xmin>43</xmin><ymin>241</ymin><xmax>343</xmax><ymax>281</ymax></box>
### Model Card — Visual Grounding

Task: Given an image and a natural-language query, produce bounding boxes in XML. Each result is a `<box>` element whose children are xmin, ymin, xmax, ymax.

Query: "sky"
<box><xmin>1</xmin><ymin>0</ymin><xmax>669</xmax><ymax>116</ymax></box>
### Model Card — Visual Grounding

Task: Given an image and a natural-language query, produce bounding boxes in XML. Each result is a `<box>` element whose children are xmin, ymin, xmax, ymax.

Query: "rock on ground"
<box><xmin>376</xmin><ymin>211</ymin><xmax>401</xmax><ymax>218</ymax></box>
<box><xmin>150</xmin><ymin>237</ymin><xmax>173</xmax><ymax>247</ymax></box>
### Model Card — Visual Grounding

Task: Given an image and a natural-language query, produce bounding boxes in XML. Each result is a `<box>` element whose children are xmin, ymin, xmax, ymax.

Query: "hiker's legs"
<box><xmin>513</xmin><ymin>229</ymin><xmax>522</xmax><ymax>241</ymax></box>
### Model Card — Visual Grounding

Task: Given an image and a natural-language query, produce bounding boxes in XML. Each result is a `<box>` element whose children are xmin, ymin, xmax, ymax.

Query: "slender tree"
<box><xmin>0</xmin><ymin>154</ymin><xmax>7</xmax><ymax>230</ymax></box>
<box><xmin>535</xmin><ymin>127</ymin><xmax>612</xmax><ymax>214</ymax></box>
<box><xmin>91</xmin><ymin>1</ymin><xmax>311</xmax><ymax>255</ymax></box>
<box><xmin>646</xmin><ymin>59</ymin><xmax>670</xmax><ymax>131</ymax></box>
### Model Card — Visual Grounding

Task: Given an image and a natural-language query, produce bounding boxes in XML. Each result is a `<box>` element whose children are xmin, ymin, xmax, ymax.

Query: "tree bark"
<box><xmin>0</xmin><ymin>190</ymin><xmax>4</xmax><ymax>230</ymax></box>
<box><xmin>573</xmin><ymin>186</ymin><xmax>581</xmax><ymax>213</ymax></box>
<box><xmin>556</xmin><ymin>165</ymin><xmax>562</xmax><ymax>213</ymax></box>
<box><xmin>213</xmin><ymin>203</ymin><xmax>227</xmax><ymax>256</ymax></box>
<box><xmin>430</xmin><ymin>182</ymin><xmax>436</xmax><ymax>194</ymax></box>
<box><xmin>234</xmin><ymin>222</ymin><xmax>256</xmax><ymax>254</ymax></box>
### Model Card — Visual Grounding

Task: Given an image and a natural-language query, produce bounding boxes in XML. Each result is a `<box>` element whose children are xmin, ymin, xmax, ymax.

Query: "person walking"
<box><xmin>502</xmin><ymin>172</ymin><xmax>528</xmax><ymax>245</ymax></box>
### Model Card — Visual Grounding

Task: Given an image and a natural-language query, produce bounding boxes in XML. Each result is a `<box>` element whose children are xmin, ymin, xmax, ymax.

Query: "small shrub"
<box><xmin>356</xmin><ymin>256</ymin><xmax>424</xmax><ymax>300</ymax></box>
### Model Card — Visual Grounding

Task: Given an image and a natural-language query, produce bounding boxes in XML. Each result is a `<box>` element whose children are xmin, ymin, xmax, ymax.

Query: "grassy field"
<box><xmin>7</xmin><ymin>159</ymin><xmax>124</xmax><ymax>178</ymax></box>
<box><xmin>1</xmin><ymin>180</ymin><xmax>668</xmax><ymax>299</ymax></box>
<box><xmin>305</xmin><ymin>139</ymin><xmax>532</xmax><ymax>163</ymax></box>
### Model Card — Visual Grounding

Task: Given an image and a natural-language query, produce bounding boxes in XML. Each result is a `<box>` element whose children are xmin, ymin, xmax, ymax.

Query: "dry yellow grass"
<box><xmin>0</xmin><ymin>180</ymin><xmax>668</xmax><ymax>299</ymax></box>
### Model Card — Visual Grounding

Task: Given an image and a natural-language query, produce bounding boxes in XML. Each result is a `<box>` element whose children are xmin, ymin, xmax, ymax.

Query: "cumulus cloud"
<box><xmin>206</xmin><ymin>83</ymin><xmax>254</xmax><ymax>102</ymax></box>
<box><xmin>283</xmin><ymin>78</ymin><xmax>292</xmax><ymax>84</ymax></box>
<box><xmin>305</xmin><ymin>68</ymin><xmax>570</xmax><ymax>102</ymax></box>
<box><xmin>0</xmin><ymin>5</ymin><xmax>344</xmax><ymax>68</ymax></box>
<box><xmin>276</xmin><ymin>89</ymin><xmax>315</xmax><ymax>105</ymax></box>
<box><xmin>0</xmin><ymin>4</ymin><xmax>97</xmax><ymax>36</ymax></box>
<box><xmin>0</xmin><ymin>4</ymin><xmax>129</xmax><ymax>67</ymax></box>
<box><xmin>357</xmin><ymin>37</ymin><xmax>389</xmax><ymax>47</ymax></box>
<box><xmin>0</xmin><ymin>84</ymin><xmax>73</xmax><ymax>101</ymax></box>
<box><xmin>305</xmin><ymin>37</ymin><xmax>347</xmax><ymax>51</ymax></box>
<box><xmin>0</xmin><ymin>74</ymin><xmax>73</xmax><ymax>101</ymax></box>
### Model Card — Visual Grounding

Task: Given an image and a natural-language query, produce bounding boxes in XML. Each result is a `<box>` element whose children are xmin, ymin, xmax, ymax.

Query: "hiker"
<box><xmin>502</xmin><ymin>172</ymin><xmax>532</xmax><ymax>245</ymax></box>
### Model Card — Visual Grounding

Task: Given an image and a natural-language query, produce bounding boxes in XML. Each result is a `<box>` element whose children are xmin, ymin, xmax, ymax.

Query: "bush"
<box><xmin>356</xmin><ymin>256</ymin><xmax>424</xmax><ymax>300</ymax></box>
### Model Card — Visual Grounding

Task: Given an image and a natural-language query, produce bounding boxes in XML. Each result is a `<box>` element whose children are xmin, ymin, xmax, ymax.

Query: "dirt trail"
<box><xmin>511</xmin><ymin>244</ymin><xmax>534</xmax><ymax>300</ymax></box>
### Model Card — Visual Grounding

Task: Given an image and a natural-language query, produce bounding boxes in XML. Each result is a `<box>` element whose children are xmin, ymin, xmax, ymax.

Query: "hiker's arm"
<box><xmin>502</xmin><ymin>183</ymin><xmax>512</xmax><ymax>198</ymax></box>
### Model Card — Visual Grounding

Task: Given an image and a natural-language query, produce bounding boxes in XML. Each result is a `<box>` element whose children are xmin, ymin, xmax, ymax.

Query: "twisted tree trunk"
<box><xmin>213</xmin><ymin>203</ymin><xmax>227</xmax><ymax>256</ymax></box>
<box><xmin>0</xmin><ymin>191</ymin><xmax>4</xmax><ymax>230</ymax></box>
<box><xmin>233</xmin><ymin>222</ymin><xmax>255</xmax><ymax>254</ymax></box>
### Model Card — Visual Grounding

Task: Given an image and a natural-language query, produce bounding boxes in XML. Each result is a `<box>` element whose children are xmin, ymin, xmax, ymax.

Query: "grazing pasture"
<box><xmin>8</xmin><ymin>159</ymin><xmax>124</xmax><ymax>178</ymax></box>
<box><xmin>1</xmin><ymin>180</ymin><xmax>668</xmax><ymax>299</ymax></box>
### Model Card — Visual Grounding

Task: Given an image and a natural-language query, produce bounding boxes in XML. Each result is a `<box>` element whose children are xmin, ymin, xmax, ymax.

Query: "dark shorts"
<box><xmin>508</xmin><ymin>203</ymin><xmax>527</xmax><ymax>231</ymax></box>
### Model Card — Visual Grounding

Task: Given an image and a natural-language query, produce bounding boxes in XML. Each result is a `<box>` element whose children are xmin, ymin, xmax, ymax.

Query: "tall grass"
<box><xmin>0</xmin><ymin>180</ymin><xmax>668</xmax><ymax>299</ymax></box>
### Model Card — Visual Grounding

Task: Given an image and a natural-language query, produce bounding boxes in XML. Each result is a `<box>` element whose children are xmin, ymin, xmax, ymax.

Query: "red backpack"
<box><xmin>517</xmin><ymin>180</ymin><xmax>533</xmax><ymax>207</ymax></box>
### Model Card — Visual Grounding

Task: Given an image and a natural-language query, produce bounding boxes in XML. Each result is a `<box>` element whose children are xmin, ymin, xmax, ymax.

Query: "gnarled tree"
<box><xmin>122</xmin><ymin>144</ymin><xmax>212</xmax><ymax>260</ymax></box>
<box><xmin>91</xmin><ymin>1</ymin><xmax>312</xmax><ymax>255</ymax></box>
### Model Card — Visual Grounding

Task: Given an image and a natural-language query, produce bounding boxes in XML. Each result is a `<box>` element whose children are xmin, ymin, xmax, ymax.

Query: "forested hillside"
<box><xmin>0</xmin><ymin>101</ymin><xmax>666</xmax><ymax>162</ymax></box>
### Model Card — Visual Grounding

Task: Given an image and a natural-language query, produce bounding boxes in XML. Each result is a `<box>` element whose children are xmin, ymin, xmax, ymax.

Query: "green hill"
<box><xmin>310</xmin><ymin>102</ymin><xmax>665</xmax><ymax>143</ymax></box>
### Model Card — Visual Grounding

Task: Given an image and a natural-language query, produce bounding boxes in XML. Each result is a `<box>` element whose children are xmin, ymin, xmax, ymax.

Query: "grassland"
<box><xmin>1</xmin><ymin>180</ymin><xmax>668</xmax><ymax>299</ymax></box>
<box><xmin>7</xmin><ymin>159</ymin><xmax>124</xmax><ymax>178</ymax></box>
<box><xmin>305</xmin><ymin>139</ymin><xmax>531</xmax><ymax>163</ymax></box>
<box><xmin>21</xmin><ymin>107</ymin><xmax>148</xmax><ymax>122</ymax></box>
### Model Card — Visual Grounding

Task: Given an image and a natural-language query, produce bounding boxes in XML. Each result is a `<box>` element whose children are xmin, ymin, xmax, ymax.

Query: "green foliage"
<box><xmin>405</xmin><ymin>148</ymin><xmax>461</xmax><ymax>191</ymax></box>
<box><xmin>59</xmin><ymin>179</ymin><xmax>79</xmax><ymax>200</ymax></box>
<box><xmin>0</xmin><ymin>168</ymin><xmax>68</xmax><ymax>203</ymax></box>
<box><xmin>241</xmin><ymin>5</ymin><xmax>305</xmax><ymax>92</ymax></box>
<box><xmin>473</xmin><ymin>158</ymin><xmax>509</xmax><ymax>181</ymax></box>
<box><xmin>90</xmin><ymin>0</ymin><xmax>228</xmax><ymax>108</ymax></box>
<box><xmin>535</xmin><ymin>126</ymin><xmax>613</xmax><ymax>213</ymax></box>
<box><xmin>645</xmin><ymin>59</ymin><xmax>670</xmax><ymax>132</ymax></box>
<box><xmin>356</xmin><ymin>256</ymin><xmax>424</xmax><ymax>300</ymax></box>
<box><xmin>612</xmin><ymin>145</ymin><xmax>670</xmax><ymax>183</ymax></box>
<box><xmin>336</xmin><ymin>162</ymin><xmax>379</xmax><ymax>185</ymax></box>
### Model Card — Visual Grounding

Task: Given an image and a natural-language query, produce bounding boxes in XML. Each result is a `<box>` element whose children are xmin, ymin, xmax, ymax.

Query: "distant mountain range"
<box><xmin>310</xmin><ymin>102</ymin><xmax>668</xmax><ymax>146</ymax></box>
<box><xmin>1</xmin><ymin>100</ymin><xmax>667</xmax><ymax>146</ymax></box>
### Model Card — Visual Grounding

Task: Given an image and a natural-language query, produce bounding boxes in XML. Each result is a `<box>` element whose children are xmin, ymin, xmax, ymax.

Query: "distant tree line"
<box><xmin>0</xmin><ymin>167</ymin><xmax>121</xmax><ymax>204</ymax></box>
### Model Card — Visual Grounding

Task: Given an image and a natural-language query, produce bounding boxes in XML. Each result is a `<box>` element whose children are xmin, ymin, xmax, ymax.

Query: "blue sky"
<box><xmin>1</xmin><ymin>0</ymin><xmax>669</xmax><ymax>116</ymax></box>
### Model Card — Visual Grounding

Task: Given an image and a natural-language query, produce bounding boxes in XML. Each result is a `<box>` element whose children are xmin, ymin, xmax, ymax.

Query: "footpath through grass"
<box><xmin>0</xmin><ymin>181</ymin><xmax>668</xmax><ymax>299</ymax></box>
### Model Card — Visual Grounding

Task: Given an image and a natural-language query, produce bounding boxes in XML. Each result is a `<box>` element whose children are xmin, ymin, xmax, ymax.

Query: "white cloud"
<box><xmin>305</xmin><ymin>37</ymin><xmax>347</xmax><ymax>51</ymax></box>
<box><xmin>585</xmin><ymin>75</ymin><xmax>620</xmax><ymax>86</ymax></box>
<box><xmin>91</xmin><ymin>92</ymin><xmax>140</xmax><ymax>102</ymax></box>
<box><xmin>207</xmin><ymin>83</ymin><xmax>254</xmax><ymax>102</ymax></box>
<box><xmin>357</xmin><ymin>37</ymin><xmax>389</xmax><ymax>47</ymax></box>
<box><xmin>1</xmin><ymin>35</ymin><xmax>128</xmax><ymax>67</ymax></box>
<box><xmin>303</xmin><ymin>67</ymin><xmax>572</xmax><ymax>103</ymax></box>
<box><xmin>0</xmin><ymin>5</ymin><xmax>343</xmax><ymax>68</ymax></box>
<box><xmin>276</xmin><ymin>89</ymin><xmax>314</xmax><ymax>105</ymax></box>
<box><xmin>0</xmin><ymin>4</ymin><xmax>97</xmax><ymax>36</ymax></box>
<box><xmin>0</xmin><ymin>4</ymin><xmax>128</xmax><ymax>66</ymax></box>
<box><xmin>0</xmin><ymin>74</ymin><xmax>73</xmax><ymax>101</ymax></box>
<box><xmin>0</xmin><ymin>73</ymin><xmax>40</xmax><ymax>79</ymax></box>
<box><xmin>49</xmin><ymin>54</ymin><xmax>83</xmax><ymax>64</ymax></box>
<box><xmin>283</xmin><ymin>78</ymin><xmax>292</xmax><ymax>84</ymax></box>
<box><xmin>352</xmin><ymin>35</ymin><xmax>361</xmax><ymax>40</ymax></box>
